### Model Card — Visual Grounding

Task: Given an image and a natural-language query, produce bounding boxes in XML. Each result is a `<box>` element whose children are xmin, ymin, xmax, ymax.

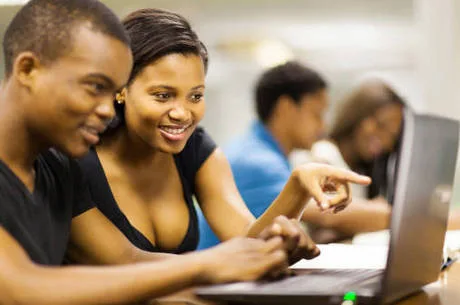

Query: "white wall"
<box><xmin>414</xmin><ymin>0</ymin><xmax>460</xmax><ymax>207</ymax></box>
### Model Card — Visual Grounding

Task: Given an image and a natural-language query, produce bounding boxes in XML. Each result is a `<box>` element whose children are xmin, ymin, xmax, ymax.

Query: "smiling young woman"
<box><xmin>77</xmin><ymin>8</ymin><xmax>370</xmax><ymax>262</ymax></box>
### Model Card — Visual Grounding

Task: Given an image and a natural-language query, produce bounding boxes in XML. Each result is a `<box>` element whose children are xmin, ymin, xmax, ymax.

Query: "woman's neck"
<box><xmin>98</xmin><ymin>127</ymin><xmax>168</xmax><ymax>170</ymax></box>
<box><xmin>337</xmin><ymin>137</ymin><xmax>359</xmax><ymax>170</ymax></box>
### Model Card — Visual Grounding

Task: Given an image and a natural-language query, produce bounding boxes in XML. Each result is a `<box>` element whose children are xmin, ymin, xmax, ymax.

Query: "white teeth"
<box><xmin>83</xmin><ymin>126</ymin><xmax>98</xmax><ymax>135</ymax></box>
<box><xmin>161</xmin><ymin>126</ymin><xmax>188</xmax><ymax>134</ymax></box>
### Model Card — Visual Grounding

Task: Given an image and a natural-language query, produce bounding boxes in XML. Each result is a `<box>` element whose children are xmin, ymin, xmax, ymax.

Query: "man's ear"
<box><xmin>276</xmin><ymin>94</ymin><xmax>297</xmax><ymax>115</ymax></box>
<box><xmin>13</xmin><ymin>51</ymin><xmax>42</xmax><ymax>90</ymax></box>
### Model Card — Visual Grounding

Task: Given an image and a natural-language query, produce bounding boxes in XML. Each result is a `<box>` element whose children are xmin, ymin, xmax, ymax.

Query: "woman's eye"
<box><xmin>190</xmin><ymin>93</ymin><xmax>203</xmax><ymax>103</ymax></box>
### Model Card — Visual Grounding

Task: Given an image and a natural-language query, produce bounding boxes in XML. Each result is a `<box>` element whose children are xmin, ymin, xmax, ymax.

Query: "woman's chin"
<box><xmin>158</xmin><ymin>141</ymin><xmax>188</xmax><ymax>154</ymax></box>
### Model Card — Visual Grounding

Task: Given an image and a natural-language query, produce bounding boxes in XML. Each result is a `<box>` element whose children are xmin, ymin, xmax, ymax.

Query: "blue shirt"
<box><xmin>197</xmin><ymin>121</ymin><xmax>291</xmax><ymax>249</ymax></box>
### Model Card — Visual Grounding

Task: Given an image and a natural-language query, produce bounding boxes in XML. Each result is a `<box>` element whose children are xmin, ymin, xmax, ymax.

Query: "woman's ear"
<box><xmin>116</xmin><ymin>87</ymin><xmax>127</xmax><ymax>104</ymax></box>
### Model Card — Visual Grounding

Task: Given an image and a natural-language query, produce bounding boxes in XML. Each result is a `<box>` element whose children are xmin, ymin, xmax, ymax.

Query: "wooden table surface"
<box><xmin>395</xmin><ymin>262</ymin><xmax>460</xmax><ymax>305</ymax></box>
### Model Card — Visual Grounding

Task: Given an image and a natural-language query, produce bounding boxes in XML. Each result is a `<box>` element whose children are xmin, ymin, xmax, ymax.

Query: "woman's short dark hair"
<box><xmin>123</xmin><ymin>8</ymin><xmax>208</xmax><ymax>83</ymax></box>
<box><xmin>107</xmin><ymin>8</ymin><xmax>208</xmax><ymax>133</ymax></box>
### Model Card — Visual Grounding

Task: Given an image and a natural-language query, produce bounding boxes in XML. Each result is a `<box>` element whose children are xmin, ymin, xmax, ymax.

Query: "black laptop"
<box><xmin>196</xmin><ymin>111</ymin><xmax>459</xmax><ymax>305</ymax></box>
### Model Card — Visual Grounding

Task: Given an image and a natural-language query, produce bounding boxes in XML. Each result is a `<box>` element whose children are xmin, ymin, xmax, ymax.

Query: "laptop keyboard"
<box><xmin>252</xmin><ymin>269</ymin><xmax>383</xmax><ymax>293</ymax></box>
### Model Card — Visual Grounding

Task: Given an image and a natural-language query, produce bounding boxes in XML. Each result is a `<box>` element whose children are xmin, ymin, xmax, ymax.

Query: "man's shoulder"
<box><xmin>226</xmin><ymin>132</ymin><xmax>281</xmax><ymax>160</ymax></box>
<box><xmin>225</xmin><ymin>139</ymin><xmax>290</xmax><ymax>184</ymax></box>
<box><xmin>37</xmin><ymin>149</ymin><xmax>82</xmax><ymax>183</ymax></box>
<box><xmin>38</xmin><ymin>148</ymin><xmax>71</xmax><ymax>171</ymax></box>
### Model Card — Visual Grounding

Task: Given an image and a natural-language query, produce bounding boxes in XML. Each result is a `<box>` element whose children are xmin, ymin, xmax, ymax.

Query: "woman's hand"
<box><xmin>293</xmin><ymin>163</ymin><xmax>371</xmax><ymax>213</ymax></box>
<box><xmin>258</xmin><ymin>215</ymin><xmax>320</xmax><ymax>265</ymax></box>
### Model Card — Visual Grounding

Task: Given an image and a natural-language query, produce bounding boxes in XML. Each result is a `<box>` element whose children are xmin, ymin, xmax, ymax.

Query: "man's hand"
<box><xmin>258</xmin><ymin>215</ymin><xmax>320</xmax><ymax>265</ymax></box>
<box><xmin>197</xmin><ymin>237</ymin><xmax>288</xmax><ymax>284</ymax></box>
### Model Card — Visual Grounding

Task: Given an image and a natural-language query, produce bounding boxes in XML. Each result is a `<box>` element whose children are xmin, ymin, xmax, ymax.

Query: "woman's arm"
<box><xmin>68</xmin><ymin>208</ymin><xmax>175</xmax><ymax>265</ymax></box>
<box><xmin>197</xmin><ymin>149</ymin><xmax>370</xmax><ymax>244</ymax></box>
<box><xmin>0</xmin><ymin>227</ymin><xmax>286</xmax><ymax>305</ymax></box>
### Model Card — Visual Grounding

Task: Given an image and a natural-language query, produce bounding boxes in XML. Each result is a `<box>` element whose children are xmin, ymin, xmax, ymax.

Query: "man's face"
<box><xmin>23</xmin><ymin>25</ymin><xmax>132</xmax><ymax>158</ymax></box>
<box><xmin>290</xmin><ymin>89</ymin><xmax>328</xmax><ymax>150</ymax></box>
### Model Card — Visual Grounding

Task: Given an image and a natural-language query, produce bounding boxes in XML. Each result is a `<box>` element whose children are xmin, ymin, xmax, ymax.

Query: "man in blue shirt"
<box><xmin>199</xmin><ymin>61</ymin><xmax>328</xmax><ymax>249</ymax></box>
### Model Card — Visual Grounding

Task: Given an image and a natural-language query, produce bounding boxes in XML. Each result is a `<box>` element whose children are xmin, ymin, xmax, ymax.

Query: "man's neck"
<box><xmin>0</xmin><ymin>84</ymin><xmax>42</xmax><ymax>173</ymax></box>
<box><xmin>0</xmin><ymin>82</ymin><xmax>47</xmax><ymax>192</ymax></box>
<box><xmin>265</xmin><ymin>120</ymin><xmax>293</xmax><ymax>156</ymax></box>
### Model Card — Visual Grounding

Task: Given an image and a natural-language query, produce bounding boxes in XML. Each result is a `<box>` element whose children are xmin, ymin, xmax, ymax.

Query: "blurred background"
<box><xmin>0</xmin><ymin>0</ymin><xmax>460</xmax><ymax>203</ymax></box>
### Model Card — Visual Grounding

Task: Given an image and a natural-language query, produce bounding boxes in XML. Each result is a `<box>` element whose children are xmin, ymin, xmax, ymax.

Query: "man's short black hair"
<box><xmin>3</xmin><ymin>0</ymin><xmax>130</xmax><ymax>78</ymax></box>
<box><xmin>255</xmin><ymin>61</ymin><xmax>327</xmax><ymax>123</ymax></box>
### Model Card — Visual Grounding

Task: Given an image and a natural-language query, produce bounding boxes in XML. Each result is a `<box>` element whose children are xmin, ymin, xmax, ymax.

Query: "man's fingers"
<box><xmin>294</xmin><ymin>221</ymin><xmax>320</xmax><ymax>258</ymax></box>
<box><xmin>257</xmin><ymin>249</ymin><xmax>289</xmax><ymax>280</ymax></box>
<box><xmin>264</xmin><ymin>250</ymin><xmax>289</xmax><ymax>277</ymax></box>
<box><xmin>287</xmin><ymin>220</ymin><xmax>320</xmax><ymax>264</ymax></box>
<box><xmin>264</xmin><ymin>236</ymin><xmax>284</xmax><ymax>253</ymax></box>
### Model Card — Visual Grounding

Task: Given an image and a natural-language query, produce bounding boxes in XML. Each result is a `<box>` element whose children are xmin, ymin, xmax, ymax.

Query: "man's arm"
<box><xmin>0</xmin><ymin>227</ymin><xmax>286</xmax><ymax>305</ymax></box>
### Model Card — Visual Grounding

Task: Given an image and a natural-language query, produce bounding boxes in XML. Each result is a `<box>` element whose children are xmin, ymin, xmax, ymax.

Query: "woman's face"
<box><xmin>123</xmin><ymin>53</ymin><xmax>206</xmax><ymax>154</ymax></box>
<box><xmin>353</xmin><ymin>103</ymin><xmax>403</xmax><ymax>162</ymax></box>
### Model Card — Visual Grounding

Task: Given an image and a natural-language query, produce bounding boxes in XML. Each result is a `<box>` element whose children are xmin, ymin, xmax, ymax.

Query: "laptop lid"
<box><xmin>381</xmin><ymin>111</ymin><xmax>459</xmax><ymax>303</ymax></box>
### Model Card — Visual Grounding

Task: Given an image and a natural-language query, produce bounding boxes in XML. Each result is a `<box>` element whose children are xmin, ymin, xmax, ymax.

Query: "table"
<box><xmin>396</xmin><ymin>262</ymin><xmax>460</xmax><ymax>305</ymax></box>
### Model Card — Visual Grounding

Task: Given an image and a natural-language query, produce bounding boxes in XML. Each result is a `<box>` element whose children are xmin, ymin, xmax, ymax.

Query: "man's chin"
<box><xmin>58</xmin><ymin>143</ymin><xmax>92</xmax><ymax>159</ymax></box>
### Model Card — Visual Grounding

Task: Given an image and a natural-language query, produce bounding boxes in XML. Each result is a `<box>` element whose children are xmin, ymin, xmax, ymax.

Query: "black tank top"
<box><xmin>78</xmin><ymin>127</ymin><xmax>216</xmax><ymax>253</ymax></box>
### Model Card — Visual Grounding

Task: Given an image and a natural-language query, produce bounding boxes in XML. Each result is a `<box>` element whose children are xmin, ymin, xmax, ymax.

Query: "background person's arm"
<box><xmin>301</xmin><ymin>196</ymin><xmax>391</xmax><ymax>236</ymax></box>
<box><xmin>0</xmin><ymin>227</ymin><xmax>286</xmax><ymax>305</ymax></box>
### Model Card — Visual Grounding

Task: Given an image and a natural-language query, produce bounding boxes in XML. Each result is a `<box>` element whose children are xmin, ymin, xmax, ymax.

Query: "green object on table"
<box><xmin>343</xmin><ymin>291</ymin><xmax>357</xmax><ymax>301</ymax></box>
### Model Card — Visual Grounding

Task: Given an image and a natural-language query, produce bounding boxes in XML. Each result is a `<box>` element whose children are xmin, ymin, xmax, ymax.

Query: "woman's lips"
<box><xmin>158</xmin><ymin>124</ymin><xmax>192</xmax><ymax>142</ymax></box>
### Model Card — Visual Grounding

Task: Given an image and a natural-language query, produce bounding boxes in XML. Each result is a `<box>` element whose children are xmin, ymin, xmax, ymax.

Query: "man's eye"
<box><xmin>153</xmin><ymin>92</ymin><xmax>171</xmax><ymax>101</ymax></box>
<box><xmin>87</xmin><ymin>83</ymin><xmax>106</xmax><ymax>94</ymax></box>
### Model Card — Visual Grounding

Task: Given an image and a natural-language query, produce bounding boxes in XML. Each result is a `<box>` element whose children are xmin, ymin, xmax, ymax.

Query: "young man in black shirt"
<box><xmin>0</xmin><ymin>0</ymin><xmax>289</xmax><ymax>303</ymax></box>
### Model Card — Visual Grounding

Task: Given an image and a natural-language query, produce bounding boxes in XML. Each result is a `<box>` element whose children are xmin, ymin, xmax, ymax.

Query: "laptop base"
<box><xmin>197</xmin><ymin>269</ymin><xmax>382</xmax><ymax>305</ymax></box>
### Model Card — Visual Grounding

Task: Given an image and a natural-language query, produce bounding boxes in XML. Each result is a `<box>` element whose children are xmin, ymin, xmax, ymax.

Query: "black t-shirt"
<box><xmin>0</xmin><ymin>149</ymin><xmax>93</xmax><ymax>265</ymax></box>
<box><xmin>78</xmin><ymin>127</ymin><xmax>217</xmax><ymax>254</ymax></box>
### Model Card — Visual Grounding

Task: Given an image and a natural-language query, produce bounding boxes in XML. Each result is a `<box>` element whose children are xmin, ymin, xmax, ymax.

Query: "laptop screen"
<box><xmin>382</xmin><ymin>111</ymin><xmax>459</xmax><ymax>303</ymax></box>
